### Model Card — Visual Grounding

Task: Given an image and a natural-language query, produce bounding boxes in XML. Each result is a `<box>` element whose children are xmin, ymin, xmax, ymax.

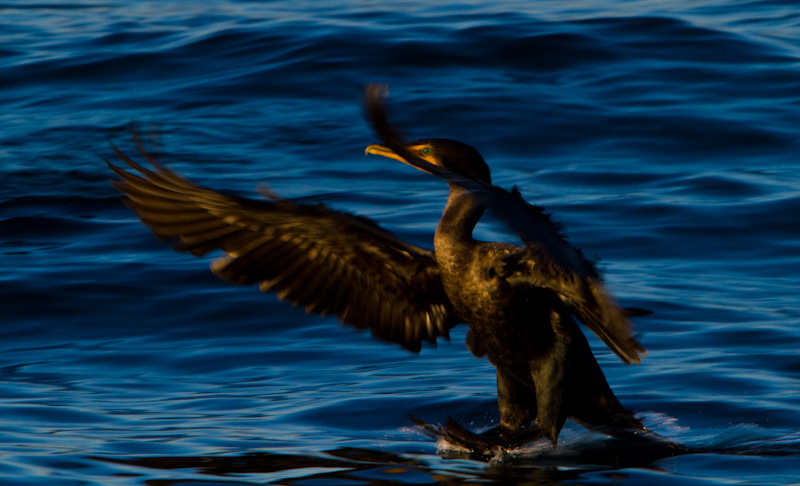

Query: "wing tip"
<box><xmin>616</xmin><ymin>334</ymin><xmax>647</xmax><ymax>365</ymax></box>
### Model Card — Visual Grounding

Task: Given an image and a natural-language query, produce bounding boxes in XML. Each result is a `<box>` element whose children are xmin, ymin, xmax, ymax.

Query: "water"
<box><xmin>1</xmin><ymin>1</ymin><xmax>799</xmax><ymax>484</ymax></box>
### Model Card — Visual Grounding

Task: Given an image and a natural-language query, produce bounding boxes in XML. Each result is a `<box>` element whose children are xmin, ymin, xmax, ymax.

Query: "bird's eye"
<box><xmin>422</xmin><ymin>147</ymin><xmax>431</xmax><ymax>155</ymax></box>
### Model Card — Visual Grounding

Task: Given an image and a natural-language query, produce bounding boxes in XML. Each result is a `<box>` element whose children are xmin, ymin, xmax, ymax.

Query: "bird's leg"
<box><xmin>468</xmin><ymin>366</ymin><xmax>544</xmax><ymax>448</ymax></box>
<box><xmin>527</xmin><ymin>310</ymin><xmax>572</xmax><ymax>446</ymax></box>
<box><xmin>529</xmin><ymin>363</ymin><xmax>568</xmax><ymax>446</ymax></box>
<box><xmin>490</xmin><ymin>366</ymin><xmax>537</xmax><ymax>436</ymax></box>
<box><xmin>408</xmin><ymin>365</ymin><xmax>546</xmax><ymax>453</ymax></box>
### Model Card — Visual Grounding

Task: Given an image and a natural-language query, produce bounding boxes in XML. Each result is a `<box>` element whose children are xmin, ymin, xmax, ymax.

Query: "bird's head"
<box><xmin>366</xmin><ymin>138</ymin><xmax>491</xmax><ymax>185</ymax></box>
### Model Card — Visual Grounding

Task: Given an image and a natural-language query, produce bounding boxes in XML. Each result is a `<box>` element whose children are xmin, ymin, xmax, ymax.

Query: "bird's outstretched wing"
<box><xmin>364</xmin><ymin>84</ymin><xmax>645</xmax><ymax>364</ymax></box>
<box><xmin>107</xmin><ymin>138</ymin><xmax>458</xmax><ymax>352</ymax></box>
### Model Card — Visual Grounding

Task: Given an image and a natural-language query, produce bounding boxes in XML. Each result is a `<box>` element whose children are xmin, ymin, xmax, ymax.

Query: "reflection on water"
<box><xmin>96</xmin><ymin>443</ymin><xmax>676</xmax><ymax>485</ymax></box>
<box><xmin>94</xmin><ymin>430</ymin><xmax>800</xmax><ymax>486</ymax></box>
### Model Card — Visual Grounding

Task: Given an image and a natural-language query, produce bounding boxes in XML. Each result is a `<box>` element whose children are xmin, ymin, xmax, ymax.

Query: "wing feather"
<box><xmin>108</xmin><ymin>140</ymin><xmax>459</xmax><ymax>352</ymax></box>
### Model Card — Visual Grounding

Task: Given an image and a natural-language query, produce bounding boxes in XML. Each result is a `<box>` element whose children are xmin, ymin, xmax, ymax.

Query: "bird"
<box><xmin>107</xmin><ymin>87</ymin><xmax>650</xmax><ymax>450</ymax></box>
<box><xmin>361</xmin><ymin>86</ymin><xmax>651</xmax><ymax>448</ymax></box>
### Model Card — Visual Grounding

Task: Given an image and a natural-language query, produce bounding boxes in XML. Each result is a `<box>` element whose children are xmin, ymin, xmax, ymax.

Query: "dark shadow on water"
<box><xmin>92</xmin><ymin>447</ymin><xmax>610</xmax><ymax>485</ymax></box>
<box><xmin>88</xmin><ymin>441</ymin><xmax>681</xmax><ymax>486</ymax></box>
<box><xmin>90</xmin><ymin>427</ymin><xmax>800</xmax><ymax>485</ymax></box>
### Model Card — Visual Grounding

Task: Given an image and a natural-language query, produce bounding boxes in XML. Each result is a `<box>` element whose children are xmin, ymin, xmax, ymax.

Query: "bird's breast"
<box><xmin>435</xmin><ymin>241</ymin><xmax>563</xmax><ymax>366</ymax></box>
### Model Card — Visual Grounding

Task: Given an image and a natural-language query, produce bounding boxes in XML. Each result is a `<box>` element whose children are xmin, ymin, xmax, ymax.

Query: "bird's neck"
<box><xmin>434</xmin><ymin>184</ymin><xmax>483</xmax><ymax>256</ymax></box>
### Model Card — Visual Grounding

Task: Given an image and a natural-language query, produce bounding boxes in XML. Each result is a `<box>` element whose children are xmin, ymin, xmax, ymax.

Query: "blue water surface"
<box><xmin>1</xmin><ymin>1</ymin><xmax>799</xmax><ymax>485</ymax></box>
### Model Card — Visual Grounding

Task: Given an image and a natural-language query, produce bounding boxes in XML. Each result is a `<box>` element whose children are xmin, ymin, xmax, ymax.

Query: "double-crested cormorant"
<box><xmin>363</xmin><ymin>139</ymin><xmax>645</xmax><ymax>438</ymax></box>
<box><xmin>108</xmin><ymin>87</ymin><xmax>650</xmax><ymax>450</ymax></box>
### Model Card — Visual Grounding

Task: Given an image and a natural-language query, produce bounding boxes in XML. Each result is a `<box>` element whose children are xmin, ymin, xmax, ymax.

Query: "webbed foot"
<box><xmin>408</xmin><ymin>416</ymin><xmax>545</xmax><ymax>455</ymax></box>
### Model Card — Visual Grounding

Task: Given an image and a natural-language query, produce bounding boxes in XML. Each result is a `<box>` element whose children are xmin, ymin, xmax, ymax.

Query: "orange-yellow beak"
<box><xmin>365</xmin><ymin>143</ymin><xmax>439</xmax><ymax>174</ymax></box>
